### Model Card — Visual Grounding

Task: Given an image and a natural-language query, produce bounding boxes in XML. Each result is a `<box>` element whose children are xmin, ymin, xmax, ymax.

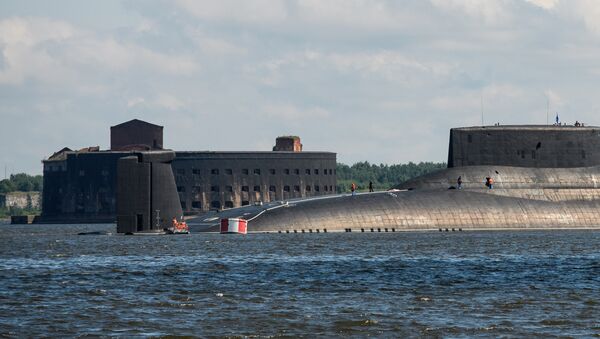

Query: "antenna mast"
<box><xmin>481</xmin><ymin>94</ymin><xmax>484</xmax><ymax>126</ymax></box>
<box><xmin>546</xmin><ymin>96</ymin><xmax>549</xmax><ymax>125</ymax></box>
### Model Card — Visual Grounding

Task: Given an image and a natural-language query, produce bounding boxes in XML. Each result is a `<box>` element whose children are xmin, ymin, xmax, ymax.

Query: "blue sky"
<box><xmin>2</xmin><ymin>0</ymin><xmax>600</xmax><ymax>174</ymax></box>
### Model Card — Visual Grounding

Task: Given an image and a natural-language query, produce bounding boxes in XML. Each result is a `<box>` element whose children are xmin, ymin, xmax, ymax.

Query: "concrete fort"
<box><xmin>172</xmin><ymin>152</ymin><xmax>336</xmax><ymax>212</ymax></box>
<box><xmin>42</xmin><ymin>150</ymin><xmax>128</xmax><ymax>223</ymax></box>
<box><xmin>40</xmin><ymin>119</ymin><xmax>337</xmax><ymax>224</ymax></box>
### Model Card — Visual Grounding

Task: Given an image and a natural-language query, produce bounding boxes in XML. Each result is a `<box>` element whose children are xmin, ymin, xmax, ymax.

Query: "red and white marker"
<box><xmin>220</xmin><ymin>218</ymin><xmax>248</xmax><ymax>234</ymax></box>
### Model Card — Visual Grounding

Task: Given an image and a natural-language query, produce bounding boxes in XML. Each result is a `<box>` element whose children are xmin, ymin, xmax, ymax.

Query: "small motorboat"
<box><xmin>167</xmin><ymin>217</ymin><xmax>189</xmax><ymax>234</ymax></box>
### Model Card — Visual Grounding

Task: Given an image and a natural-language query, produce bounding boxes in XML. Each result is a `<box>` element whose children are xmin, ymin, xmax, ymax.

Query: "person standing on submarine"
<box><xmin>351</xmin><ymin>182</ymin><xmax>357</xmax><ymax>196</ymax></box>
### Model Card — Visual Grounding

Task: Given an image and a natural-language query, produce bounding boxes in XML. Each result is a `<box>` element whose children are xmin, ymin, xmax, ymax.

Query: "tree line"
<box><xmin>0</xmin><ymin>173</ymin><xmax>43</xmax><ymax>194</ymax></box>
<box><xmin>336</xmin><ymin>161</ymin><xmax>446</xmax><ymax>193</ymax></box>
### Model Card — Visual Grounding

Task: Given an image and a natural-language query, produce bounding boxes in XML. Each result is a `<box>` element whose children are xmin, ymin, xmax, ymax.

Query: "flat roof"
<box><xmin>453</xmin><ymin>125</ymin><xmax>600</xmax><ymax>131</ymax></box>
<box><xmin>43</xmin><ymin>150</ymin><xmax>335</xmax><ymax>162</ymax></box>
<box><xmin>173</xmin><ymin>151</ymin><xmax>336</xmax><ymax>160</ymax></box>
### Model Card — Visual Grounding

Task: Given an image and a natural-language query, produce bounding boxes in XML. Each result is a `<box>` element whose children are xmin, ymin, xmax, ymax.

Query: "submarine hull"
<box><xmin>188</xmin><ymin>188</ymin><xmax>600</xmax><ymax>233</ymax></box>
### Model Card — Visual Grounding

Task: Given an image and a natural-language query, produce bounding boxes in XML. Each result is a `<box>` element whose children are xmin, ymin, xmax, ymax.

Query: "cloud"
<box><xmin>429</xmin><ymin>0</ymin><xmax>512</xmax><ymax>24</ymax></box>
<box><xmin>525</xmin><ymin>0</ymin><xmax>559</xmax><ymax>10</ymax></box>
<box><xmin>5</xmin><ymin>1</ymin><xmax>600</xmax><ymax>174</ymax></box>
<box><xmin>0</xmin><ymin>16</ymin><xmax>199</xmax><ymax>87</ymax></box>
<box><xmin>0</xmin><ymin>16</ymin><xmax>77</xmax><ymax>45</ymax></box>
<box><xmin>544</xmin><ymin>89</ymin><xmax>564</xmax><ymax>109</ymax></box>
<box><xmin>127</xmin><ymin>97</ymin><xmax>145</xmax><ymax>108</ymax></box>
<box><xmin>175</xmin><ymin>0</ymin><xmax>288</xmax><ymax>24</ymax></box>
<box><xmin>155</xmin><ymin>94</ymin><xmax>185</xmax><ymax>111</ymax></box>
<box><xmin>570</xmin><ymin>0</ymin><xmax>600</xmax><ymax>35</ymax></box>
<box><xmin>261</xmin><ymin>103</ymin><xmax>331</xmax><ymax>121</ymax></box>
<box><xmin>250</xmin><ymin>50</ymin><xmax>456</xmax><ymax>89</ymax></box>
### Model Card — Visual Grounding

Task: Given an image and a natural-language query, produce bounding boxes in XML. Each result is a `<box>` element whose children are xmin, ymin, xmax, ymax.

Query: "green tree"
<box><xmin>0</xmin><ymin>174</ymin><xmax>43</xmax><ymax>193</ymax></box>
<box><xmin>336</xmin><ymin>161</ymin><xmax>445</xmax><ymax>193</ymax></box>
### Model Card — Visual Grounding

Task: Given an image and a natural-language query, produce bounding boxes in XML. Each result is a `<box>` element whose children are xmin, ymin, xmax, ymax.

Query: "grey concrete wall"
<box><xmin>172</xmin><ymin>151</ymin><xmax>337</xmax><ymax>212</ymax></box>
<box><xmin>0</xmin><ymin>192</ymin><xmax>40</xmax><ymax>209</ymax></box>
<box><xmin>448</xmin><ymin>126</ymin><xmax>600</xmax><ymax>168</ymax></box>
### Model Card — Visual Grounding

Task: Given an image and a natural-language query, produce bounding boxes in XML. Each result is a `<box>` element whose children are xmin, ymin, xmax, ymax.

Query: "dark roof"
<box><xmin>110</xmin><ymin>119</ymin><xmax>163</xmax><ymax>129</ymax></box>
<box><xmin>47</xmin><ymin>147</ymin><xmax>73</xmax><ymax>161</ymax></box>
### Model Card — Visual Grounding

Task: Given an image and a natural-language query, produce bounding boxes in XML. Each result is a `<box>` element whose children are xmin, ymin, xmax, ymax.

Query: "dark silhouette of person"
<box><xmin>485</xmin><ymin>176</ymin><xmax>494</xmax><ymax>189</ymax></box>
<box><xmin>369</xmin><ymin>181</ymin><xmax>374</xmax><ymax>192</ymax></box>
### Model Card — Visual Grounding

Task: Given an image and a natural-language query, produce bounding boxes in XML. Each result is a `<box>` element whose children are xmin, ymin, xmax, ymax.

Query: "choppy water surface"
<box><xmin>0</xmin><ymin>225</ymin><xmax>599</xmax><ymax>337</ymax></box>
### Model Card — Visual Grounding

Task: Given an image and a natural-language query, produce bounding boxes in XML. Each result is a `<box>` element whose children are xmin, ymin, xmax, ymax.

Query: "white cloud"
<box><xmin>429</xmin><ymin>0</ymin><xmax>512</xmax><ymax>24</ymax></box>
<box><xmin>64</xmin><ymin>38</ymin><xmax>199</xmax><ymax>74</ymax></box>
<box><xmin>295</xmin><ymin>0</ymin><xmax>406</xmax><ymax>30</ymax></box>
<box><xmin>0</xmin><ymin>16</ymin><xmax>199</xmax><ymax>86</ymax></box>
<box><xmin>261</xmin><ymin>103</ymin><xmax>330</xmax><ymax>121</ymax></box>
<box><xmin>250</xmin><ymin>50</ymin><xmax>456</xmax><ymax>89</ymax></box>
<box><xmin>127</xmin><ymin>97</ymin><xmax>145</xmax><ymax>107</ymax></box>
<box><xmin>5</xmin><ymin>1</ymin><xmax>600</xmax><ymax>173</ymax></box>
<box><xmin>0</xmin><ymin>17</ymin><xmax>77</xmax><ymax>45</ymax></box>
<box><xmin>544</xmin><ymin>89</ymin><xmax>564</xmax><ymax>109</ymax></box>
<box><xmin>185</xmin><ymin>27</ymin><xmax>247</xmax><ymax>56</ymax></box>
<box><xmin>570</xmin><ymin>0</ymin><xmax>600</xmax><ymax>35</ymax></box>
<box><xmin>155</xmin><ymin>94</ymin><xmax>185</xmax><ymax>111</ymax></box>
<box><xmin>175</xmin><ymin>0</ymin><xmax>288</xmax><ymax>24</ymax></box>
<box><xmin>525</xmin><ymin>0</ymin><xmax>559</xmax><ymax>10</ymax></box>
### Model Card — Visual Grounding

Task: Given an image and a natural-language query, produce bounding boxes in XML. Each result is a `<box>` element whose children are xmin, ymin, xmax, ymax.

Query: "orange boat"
<box><xmin>168</xmin><ymin>217</ymin><xmax>189</xmax><ymax>234</ymax></box>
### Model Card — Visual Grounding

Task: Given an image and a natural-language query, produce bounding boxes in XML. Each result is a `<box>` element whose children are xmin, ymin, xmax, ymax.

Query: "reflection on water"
<box><xmin>0</xmin><ymin>224</ymin><xmax>599</xmax><ymax>337</ymax></box>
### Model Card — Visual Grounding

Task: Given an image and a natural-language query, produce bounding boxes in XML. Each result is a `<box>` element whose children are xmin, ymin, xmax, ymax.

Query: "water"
<box><xmin>0</xmin><ymin>224</ymin><xmax>599</xmax><ymax>337</ymax></box>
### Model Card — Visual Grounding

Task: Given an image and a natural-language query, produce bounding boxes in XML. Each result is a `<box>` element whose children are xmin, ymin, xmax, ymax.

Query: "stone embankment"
<box><xmin>0</xmin><ymin>192</ymin><xmax>40</xmax><ymax>210</ymax></box>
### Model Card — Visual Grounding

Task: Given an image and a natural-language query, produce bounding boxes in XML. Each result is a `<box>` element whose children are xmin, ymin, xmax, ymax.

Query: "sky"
<box><xmin>2</xmin><ymin>0</ymin><xmax>600</xmax><ymax>175</ymax></box>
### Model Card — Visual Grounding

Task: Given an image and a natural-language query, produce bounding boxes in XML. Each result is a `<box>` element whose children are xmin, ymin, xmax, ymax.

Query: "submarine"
<box><xmin>185</xmin><ymin>125</ymin><xmax>600</xmax><ymax>233</ymax></box>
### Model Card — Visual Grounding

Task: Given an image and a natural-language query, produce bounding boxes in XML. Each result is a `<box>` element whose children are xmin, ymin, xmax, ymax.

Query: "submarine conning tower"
<box><xmin>448</xmin><ymin>125</ymin><xmax>600</xmax><ymax>168</ymax></box>
<box><xmin>116</xmin><ymin>151</ymin><xmax>182</xmax><ymax>233</ymax></box>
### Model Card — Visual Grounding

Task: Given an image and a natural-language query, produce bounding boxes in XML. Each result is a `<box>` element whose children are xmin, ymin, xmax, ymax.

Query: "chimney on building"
<box><xmin>273</xmin><ymin>136</ymin><xmax>302</xmax><ymax>152</ymax></box>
